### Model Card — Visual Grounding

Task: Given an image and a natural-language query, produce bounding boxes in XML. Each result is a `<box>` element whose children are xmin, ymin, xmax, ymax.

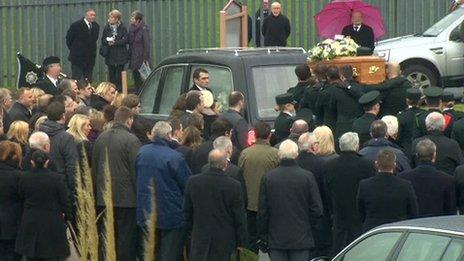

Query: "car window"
<box><xmin>422</xmin><ymin>8</ymin><xmax>464</xmax><ymax>37</ymax></box>
<box><xmin>342</xmin><ymin>232</ymin><xmax>402</xmax><ymax>261</ymax></box>
<box><xmin>190</xmin><ymin>65</ymin><xmax>233</xmax><ymax>112</ymax></box>
<box><xmin>140</xmin><ymin>68</ymin><xmax>161</xmax><ymax>114</ymax></box>
<box><xmin>158</xmin><ymin>66</ymin><xmax>185</xmax><ymax>115</ymax></box>
<box><xmin>442</xmin><ymin>238</ymin><xmax>464</xmax><ymax>261</ymax></box>
<box><xmin>396</xmin><ymin>233</ymin><xmax>451</xmax><ymax>261</ymax></box>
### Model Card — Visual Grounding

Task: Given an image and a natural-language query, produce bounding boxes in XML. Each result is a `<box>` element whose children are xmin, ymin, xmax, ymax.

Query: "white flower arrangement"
<box><xmin>308</xmin><ymin>37</ymin><xmax>359</xmax><ymax>62</ymax></box>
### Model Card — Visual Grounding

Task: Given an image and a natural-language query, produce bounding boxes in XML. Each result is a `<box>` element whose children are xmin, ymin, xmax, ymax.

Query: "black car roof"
<box><xmin>378</xmin><ymin>215</ymin><xmax>464</xmax><ymax>234</ymax></box>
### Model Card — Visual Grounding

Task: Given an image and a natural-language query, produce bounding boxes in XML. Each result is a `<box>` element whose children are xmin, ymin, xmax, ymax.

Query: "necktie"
<box><xmin>89</xmin><ymin>23</ymin><xmax>92</xmax><ymax>30</ymax></box>
<box><xmin>355</xmin><ymin>26</ymin><xmax>360</xmax><ymax>32</ymax></box>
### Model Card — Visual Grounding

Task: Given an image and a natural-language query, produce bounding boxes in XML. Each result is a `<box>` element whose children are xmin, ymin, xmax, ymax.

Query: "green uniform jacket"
<box><xmin>397</xmin><ymin>106</ymin><xmax>426</xmax><ymax>156</ymax></box>
<box><xmin>352</xmin><ymin>113</ymin><xmax>378</xmax><ymax>148</ymax></box>
<box><xmin>274</xmin><ymin>112</ymin><xmax>294</xmax><ymax>144</ymax></box>
<box><xmin>238</xmin><ymin>140</ymin><xmax>279</xmax><ymax>212</ymax></box>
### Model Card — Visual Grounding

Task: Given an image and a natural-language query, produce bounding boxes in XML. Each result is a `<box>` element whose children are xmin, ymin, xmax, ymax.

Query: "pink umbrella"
<box><xmin>315</xmin><ymin>0</ymin><xmax>386</xmax><ymax>40</ymax></box>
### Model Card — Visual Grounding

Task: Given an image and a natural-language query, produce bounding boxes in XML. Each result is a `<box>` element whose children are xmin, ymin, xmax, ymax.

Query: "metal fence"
<box><xmin>0</xmin><ymin>0</ymin><xmax>450</xmax><ymax>87</ymax></box>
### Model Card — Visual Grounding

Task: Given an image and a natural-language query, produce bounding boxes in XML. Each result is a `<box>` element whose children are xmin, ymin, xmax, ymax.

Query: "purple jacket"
<box><xmin>128</xmin><ymin>21</ymin><xmax>151</xmax><ymax>70</ymax></box>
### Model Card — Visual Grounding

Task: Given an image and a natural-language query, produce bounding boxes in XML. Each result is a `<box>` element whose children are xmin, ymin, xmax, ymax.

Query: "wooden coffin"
<box><xmin>309</xmin><ymin>56</ymin><xmax>386</xmax><ymax>84</ymax></box>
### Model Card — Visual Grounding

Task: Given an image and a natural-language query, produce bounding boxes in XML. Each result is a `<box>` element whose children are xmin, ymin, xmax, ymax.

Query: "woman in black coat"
<box><xmin>15</xmin><ymin>150</ymin><xmax>71</xmax><ymax>261</ymax></box>
<box><xmin>101</xmin><ymin>9</ymin><xmax>129</xmax><ymax>92</ymax></box>
<box><xmin>0</xmin><ymin>141</ymin><xmax>23</xmax><ymax>261</ymax></box>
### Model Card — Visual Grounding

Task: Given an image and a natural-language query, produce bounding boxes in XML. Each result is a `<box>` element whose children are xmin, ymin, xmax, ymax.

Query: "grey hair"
<box><xmin>298</xmin><ymin>132</ymin><xmax>317</xmax><ymax>152</ymax></box>
<box><xmin>29</xmin><ymin>131</ymin><xmax>50</xmax><ymax>150</ymax></box>
<box><xmin>151</xmin><ymin>121</ymin><xmax>172</xmax><ymax>139</ymax></box>
<box><xmin>339</xmin><ymin>132</ymin><xmax>359</xmax><ymax>152</ymax></box>
<box><xmin>213</xmin><ymin>136</ymin><xmax>232</xmax><ymax>151</ymax></box>
<box><xmin>425</xmin><ymin>112</ymin><xmax>445</xmax><ymax>132</ymax></box>
<box><xmin>416</xmin><ymin>138</ymin><xmax>436</xmax><ymax>163</ymax></box>
<box><xmin>381</xmin><ymin>115</ymin><xmax>399</xmax><ymax>137</ymax></box>
<box><xmin>278</xmin><ymin>139</ymin><xmax>299</xmax><ymax>160</ymax></box>
<box><xmin>208</xmin><ymin>149</ymin><xmax>228</xmax><ymax>169</ymax></box>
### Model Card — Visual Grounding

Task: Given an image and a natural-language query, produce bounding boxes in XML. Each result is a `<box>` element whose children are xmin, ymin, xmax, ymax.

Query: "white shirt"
<box><xmin>353</xmin><ymin>24</ymin><xmax>361</xmax><ymax>32</ymax></box>
<box><xmin>195</xmin><ymin>84</ymin><xmax>206</xmax><ymax>92</ymax></box>
<box><xmin>84</xmin><ymin>18</ymin><xmax>92</xmax><ymax>29</ymax></box>
<box><xmin>46</xmin><ymin>75</ymin><xmax>58</xmax><ymax>87</ymax></box>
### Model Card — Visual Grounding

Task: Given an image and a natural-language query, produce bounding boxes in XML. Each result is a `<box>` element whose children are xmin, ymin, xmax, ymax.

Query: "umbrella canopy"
<box><xmin>315</xmin><ymin>0</ymin><xmax>386</xmax><ymax>40</ymax></box>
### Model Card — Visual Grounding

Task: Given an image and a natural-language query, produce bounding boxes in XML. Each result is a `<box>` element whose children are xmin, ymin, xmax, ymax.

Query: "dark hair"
<box><xmin>326</xmin><ymin>66</ymin><xmax>341</xmax><ymax>82</ymax></box>
<box><xmin>185</xmin><ymin>91</ymin><xmax>202</xmax><ymax>111</ymax></box>
<box><xmin>0</xmin><ymin>141</ymin><xmax>22</xmax><ymax>168</ymax></box>
<box><xmin>114</xmin><ymin>106</ymin><xmax>133</xmax><ymax>124</ymax></box>
<box><xmin>313</xmin><ymin>64</ymin><xmax>328</xmax><ymax>81</ymax></box>
<box><xmin>229</xmin><ymin>91</ymin><xmax>244</xmax><ymax>107</ymax></box>
<box><xmin>187</xmin><ymin>112</ymin><xmax>204</xmax><ymax>130</ymax></box>
<box><xmin>295</xmin><ymin>64</ymin><xmax>311</xmax><ymax>81</ymax></box>
<box><xmin>121</xmin><ymin>94</ymin><xmax>140</xmax><ymax>109</ymax></box>
<box><xmin>192</xmin><ymin>68</ymin><xmax>209</xmax><ymax>80</ymax></box>
<box><xmin>254</xmin><ymin>121</ymin><xmax>271</xmax><ymax>139</ymax></box>
<box><xmin>376</xmin><ymin>149</ymin><xmax>396</xmax><ymax>171</ymax></box>
<box><xmin>57</xmin><ymin>79</ymin><xmax>74</xmax><ymax>94</ymax></box>
<box><xmin>340</xmin><ymin>65</ymin><xmax>354</xmax><ymax>81</ymax></box>
<box><xmin>31</xmin><ymin>150</ymin><xmax>49</xmax><ymax>169</ymax></box>
<box><xmin>47</xmin><ymin>101</ymin><xmax>65</xmax><ymax>121</ymax></box>
<box><xmin>426</xmin><ymin>97</ymin><xmax>441</xmax><ymax>107</ymax></box>
<box><xmin>51</xmin><ymin>95</ymin><xmax>67</xmax><ymax>105</ymax></box>
<box><xmin>370</xmin><ymin>120</ymin><xmax>387</xmax><ymax>139</ymax></box>
<box><xmin>75</xmin><ymin>106</ymin><xmax>93</xmax><ymax>116</ymax></box>
<box><xmin>210</xmin><ymin>119</ymin><xmax>232</xmax><ymax>137</ymax></box>
<box><xmin>132</xmin><ymin>10</ymin><xmax>143</xmax><ymax>21</ymax></box>
<box><xmin>181</xmin><ymin>126</ymin><xmax>202</xmax><ymax>150</ymax></box>
<box><xmin>170</xmin><ymin>94</ymin><xmax>187</xmax><ymax>118</ymax></box>
<box><xmin>103</xmin><ymin>105</ymin><xmax>117</xmax><ymax>123</ymax></box>
<box><xmin>76</xmin><ymin>79</ymin><xmax>90</xmax><ymax>90</ymax></box>
<box><xmin>168</xmin><ymin>117</ymin><xmax>182</xmax><ymax>133</ymax></box>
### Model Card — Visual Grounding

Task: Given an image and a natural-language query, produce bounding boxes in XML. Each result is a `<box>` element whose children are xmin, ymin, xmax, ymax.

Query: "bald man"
<box><xmin>376</xmin><ymin>63</ymin><xmax>410</xmax><ymax>116</ymax></box>
<box><xmin>262</xmin><ymin>2</ymin><xmax>291</xmax><ymax>46</ymax></box>
<box><xmin>342</xmin><ymin>11</ymin><xmax>374</xmax><ymax>50</ymax></box>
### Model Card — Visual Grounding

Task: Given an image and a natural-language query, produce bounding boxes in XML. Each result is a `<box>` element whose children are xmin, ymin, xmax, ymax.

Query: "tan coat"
<box><xmin>239</xmin><ymin>139</ymin><xmax>279</xmax><ymax>212</ymax></box>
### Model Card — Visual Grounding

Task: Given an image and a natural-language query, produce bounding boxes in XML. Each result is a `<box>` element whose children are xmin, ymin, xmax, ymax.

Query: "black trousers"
<box><xmin>247</xmin><ymin>211</ymin><xmax>258</xmax><ymax>253</ymax></box>
<box><xmin>156</xmin><ymin>228</ymin><xmax>187</xmax><ymax>261</ymax></box>
<box><xmin>0</xmin><ymin>240</ymin><xmax>21</xmax><ymax>261</ymax></box>
<box><xmin>71</xmin><ymin>63</ymin><xmax>94</xmax><ymax>82</ymax></box>
<box><xmin>108</xmin><ymin>64</ymin><xmax>125</xmax><ymax>92</ymax></box>
<box><xmin>132</xmin><ymin>69</ymin><xmax>143</xmax><ymax>94</ymax></box>
<box><xmin>97</xmin><ymin>207</ymin><xmax>138</xmax><ymax>261</ymax></box>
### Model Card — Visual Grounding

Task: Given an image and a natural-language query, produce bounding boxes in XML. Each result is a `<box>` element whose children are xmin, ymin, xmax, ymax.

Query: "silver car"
<box><xmin>375</xmin><ymin>7</ymin><xmax>464</xmax><ymax>90</ymax></box>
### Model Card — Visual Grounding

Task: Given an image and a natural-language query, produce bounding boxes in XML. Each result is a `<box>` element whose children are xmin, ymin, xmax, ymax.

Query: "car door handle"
<box><xmin>430</xmin><ymin>47</ymin><xmax>444</xmax><ymax>55</ymax></box>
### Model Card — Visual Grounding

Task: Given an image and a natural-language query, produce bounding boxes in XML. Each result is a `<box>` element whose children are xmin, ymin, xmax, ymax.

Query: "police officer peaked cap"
<box><xmin>275</xmin><ymin>93</ymin><xmax>296</xmax><ymax>105</ymax></box>
<box><xmin>406</xmin><ymin>88</ymin><xmax>422</xmax><ymax>101</ymax></box>
<box><xmin>42</xmin><ymin>56</ymin><xmax>61</xmax><ymax>68</ymax></box>
<box><xmin>358</xmin><ymin>90</ymin><xmax>380</xmax><ymax>107</ymax></box>
<box><xmin>423</xmin><ymin>87</ymin><xmax>443</xmax><ymax>99</ymax></box>
<box><xmin>442</xmin><ymin>91</ymin><xmax>455</xmax><ymax>102</ymax></box>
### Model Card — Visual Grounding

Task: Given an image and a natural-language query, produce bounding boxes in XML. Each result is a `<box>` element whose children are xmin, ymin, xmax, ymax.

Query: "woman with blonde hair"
<box><xmin>314</xmin><ymin>125</ymin><xmax>338</xmax><ymax>162</ymax></box>
<box><xmin>111</xmin><ymin>92</ymin><xmax>127</xmax><ymax>107</ymax></box>
<box><xmin>90</xmin><ymin>81</ymin><xmax>117</xmax><ymax>111</ymax></box>
<box><xmin>7</xmin><ymin>120</ymin><xmax>29</xmax><ymax>157</ymax></box>
<box><xmin>101</xmin><ymin>9</ymin><xmax>129</xmax><ymax>91</ymax></box>
<box><xmin>67</xmin><ymin>114</ymin><xmax>92</xmax><ymax>163</ymax></box>
<box><xmin>88</xmin><ymin>110</ymin><xmax>105</xmax><ymax>143</ymax></box>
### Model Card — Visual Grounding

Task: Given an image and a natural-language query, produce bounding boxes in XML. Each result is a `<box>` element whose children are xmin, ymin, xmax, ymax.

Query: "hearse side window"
<box><xmin>158</xmin><ymin>66</ymin><xmax>185</xmax><ymax>115</ymax></box>
<box><xmin>251</xmin><ymin>65</ymin><xmax>298</xmax><ymax>119</ymax></box>
<box><xmin>140</xmin><ymin>68</ymin><xmax>161</xmax><ymax>114</ymax></box>
<box><xmin>441</xmin><ymin>238</ymin><xmax>464</xmax><ymax>260</ymax></box>
<box><xmin>341</xmin><ymin>232</ymin><xmax>402</xmax><ymax>261</ymax></box>
<box><xmin>397</xmin><ymin>233</ymin><xmax>451</xmax><ymax>261</ymax></box>
<box><xmin>190</xmin><ymin>65</ymin><xmax>233</xmax><ymax>112</ymax></box>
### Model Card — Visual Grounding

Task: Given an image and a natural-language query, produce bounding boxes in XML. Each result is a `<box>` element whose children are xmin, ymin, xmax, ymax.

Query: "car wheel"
<box><xmin>403</xmin><ymin>65</ymin><xmax>437</xmax><ymax>92</ymax></box>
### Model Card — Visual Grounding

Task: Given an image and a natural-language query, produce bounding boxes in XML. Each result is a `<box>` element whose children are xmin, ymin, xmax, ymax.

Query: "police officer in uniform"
<box><xmin>415</xmin><ymin>87</ymin><xmax>443</xmax><ymax>139</ymax></box>
<box><xmin>397</xmin><ymin>88</ymin><xmax>426</xmax><ymax>156</ymax></box>
<box><xmin>352</xmin><ymin>91</ymin><xmax>381</xmax><ymax>148</ymax></box>
<box><xmin>274</xmin><ymin>93</ymin><xmax>296</xmax><ymax>144</ymax></box>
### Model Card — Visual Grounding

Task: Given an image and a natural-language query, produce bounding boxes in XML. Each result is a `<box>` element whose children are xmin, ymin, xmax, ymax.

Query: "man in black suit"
<box><xmin>66</xmin><ymin>9</ymin><xmax>100</xmax><ymax>81</ymax></box>
<box><xmin>254</xmin><ymin>0</ymin><xmax>270</xmax><ymax>47</ymax></box>
<box><xmin>352</xmin><ymin>91</ymin><xmax>380</xmax><ymax>148</ymax></box>
<box><xmin>184</xmin><ymin>149</ymin><xmax>247</xmax><ymax>261</ymax></box>
<box><xmin>258</xmin><ymin>140</ymin><xmax>322</xmax><ymax>260</ymax></box>
<box><xmin>357</xmin><ymin>149</ymin><xmax>418</xmax><ymax>232</ymax></box>
<box><xmin>36</xmin><ymin>56</ymin><xmax>61</xmax><ymax>95</ymax></box>
<box><xmin>342</xmin><ymin>11</ymin><xmax>375</xmax><ymax>50</ymax></box>
<box><xmin>189</xmin><ymin>68</ymin><xmax>213</xmax><ymax>94</ymax></box>
<box><xmin>324</xmin><ymin>132</ymin><xmax>375</xmax><ymax>254</ymax></box>
<box><xmin>8</xmin><ymin>87</ymin><xmax>33</xmax><ymax>123</ymax></box>
<box><xmin>398</xmin><ymin>139</ymin><xmax>456</xmax><ymax>217</ymax></box>
<box><xmin>218</xmin><ymin>91</ymin><xmax>249</xmax><ymax>151</ymax></box>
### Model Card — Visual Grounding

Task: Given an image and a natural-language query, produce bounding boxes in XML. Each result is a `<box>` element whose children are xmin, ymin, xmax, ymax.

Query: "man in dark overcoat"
<box><xmin>66</xmin><ymin>9</ymin><xmax>100</xmax><ymax>81</ymax></box>
<box><xmin>184</xmin><ymin>149</ymin><xmax>247</xmax><ymax>261</ymax></box>
<box><xmin>414</xmin><ymin>87</ymin><xmax>444</xmax><ymax>138</ymax></box>
<box><xmin>262</xmin><ymin>2</ymin><xmax>291</xmax><ymax>46</ymax></box>
<box><xmin>128</xmin><ymin>11</ymin><xmax>151</xmax><ymax>90</ymax></box>
<box><xmin>397</xmin><ymin>88</ymin><xmax>426</xmax><ymax>156</ymax></box>
<box><xmin>36</xmin><ymin>56</ymin><xmax>62</xmax><ymax>95</ymax></box>
<box><xmin>324</xmin><ymin>132</ymin><xmax>375</xmax><ymax>254</ymax></box>
<box><xmin>357</xmin><ymin>149</ymin><xmax>418</xmax><ymax>232</ymax></box>
<box><xmin>398</xmin><ymin>139</ymin><xmax>456</xmax><ymax>217</ymax></box>
<box><xmin>341</xmin><ymin>11</ymin><xmax>375</xmax><ymax>50</ymax></box>
<box><xmin>274</xmin><ymin>93</ymin><xmax>296</xmax><ymax>144</ymax></box>
<box><xmin>352</xmin><ymin>91</ymin><xmax>380</xmax><ymax>148</ymax></box>
<box><xmin>412</xmin><ymin>112</ymin><xmax>464</xmax><ymax>175</ymax></box>
<box><xmin>258</xmin><ymin>140</ymin><xmax>322</xmax><ymax>260</ymax></box>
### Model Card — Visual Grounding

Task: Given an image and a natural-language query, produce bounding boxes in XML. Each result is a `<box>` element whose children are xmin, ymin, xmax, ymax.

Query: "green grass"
<box><xmin>454</xmin><ymin>104</ymin><xmax>464</xmax><ymax>112</ymax></box>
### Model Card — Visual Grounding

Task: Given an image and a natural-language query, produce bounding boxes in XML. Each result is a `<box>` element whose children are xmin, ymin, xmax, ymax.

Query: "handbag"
<box><xmin>99</xmin><ymin>45</ymin><xmax>108</xmax><ymax>57</ymax></box>
<box><xmin>138</xmin><ymin>61</ymin><xmax>152</xmax><ymax>80</ymax></box>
